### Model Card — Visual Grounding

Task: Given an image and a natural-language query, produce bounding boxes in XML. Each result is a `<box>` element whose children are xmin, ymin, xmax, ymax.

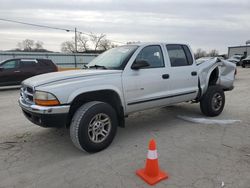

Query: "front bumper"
<box><xmin>19</xmin><ymin>97</ymin><xmax>70</xmax><ymax>128</ymax></box>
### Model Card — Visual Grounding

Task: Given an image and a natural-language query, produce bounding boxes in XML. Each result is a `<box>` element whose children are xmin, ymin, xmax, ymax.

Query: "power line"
<box><xmin>0</xmin><ymin>18</ymin><xmax>126</xmax><ymax>44</ymax></box>
<box><xmin>0</xmin><ymin>18</ymin><xmax>71</xmax><ymax>32</ymax></box>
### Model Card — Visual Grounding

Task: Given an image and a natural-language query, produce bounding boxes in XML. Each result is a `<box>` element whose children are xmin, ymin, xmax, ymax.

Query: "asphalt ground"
<box><xmin>0</xmin><ymin>67</ymin><xmax>249</xmax><ymax>188</ymax></box>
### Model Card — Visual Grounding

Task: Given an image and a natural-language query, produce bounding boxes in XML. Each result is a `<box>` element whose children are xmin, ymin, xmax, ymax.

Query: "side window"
<box><xmin>183</xmin><ymin>45</ymin><xmax>193</xmax><ymax>65</ymax></box>
<box><xmin>136</xmin><ymin>45</ymin><xmax>164</xmax><ymax>68</ymax></box>
<box><xmin>166</xmin><ymin>44</ymin><xmax>191</xmax><ymax>67</ymax></box>
<box><xmin>20</xmin><ymin>60</ymin><xmax>37</xmax><ymax>68</ymax></box>
<box><xmin>1</xmin><ymin>60</ymin><xmax>18</xmax><ymax>69</ymax></box>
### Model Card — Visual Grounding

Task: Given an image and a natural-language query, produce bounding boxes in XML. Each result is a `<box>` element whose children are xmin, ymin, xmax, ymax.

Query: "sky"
<box><xmin>0</xmin><ymin>0</ymin><xmax>249</xmax><ymax>54</ymax></box>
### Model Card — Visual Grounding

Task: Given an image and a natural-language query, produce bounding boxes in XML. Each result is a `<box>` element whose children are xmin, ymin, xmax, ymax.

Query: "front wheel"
<box><xmin>70</xmin><ymin>101</ymin><xmax>118</xmax><ymax>153</ymax></box>
<box><xmin>200</xmin><ymin>85</ymin><xmax>225</xmax><ymax>117</ymax></box>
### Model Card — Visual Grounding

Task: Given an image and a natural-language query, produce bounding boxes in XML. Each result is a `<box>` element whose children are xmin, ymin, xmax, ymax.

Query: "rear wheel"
<box><xmin>200</xmin><ymin>85</ymin><xmax>225</xmax><ymax>117</ymax></box>
<box><xmin>70</xmin><ymin>101</ymin><xmax>118</xmax><ymax>153</ymax></box>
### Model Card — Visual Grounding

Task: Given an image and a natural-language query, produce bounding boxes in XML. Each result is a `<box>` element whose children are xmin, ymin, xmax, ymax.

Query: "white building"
<box><xmin>228</xmin><ymin>45</ymin><xmax>250</xmax><ymax>58</ymax></box>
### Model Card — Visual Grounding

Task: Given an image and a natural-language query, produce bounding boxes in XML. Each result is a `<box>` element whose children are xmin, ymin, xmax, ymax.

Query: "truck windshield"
<box><xmin>87</xmin><ymin>45</ymin><xmax>138</xmax><ymax>70</ymax></box>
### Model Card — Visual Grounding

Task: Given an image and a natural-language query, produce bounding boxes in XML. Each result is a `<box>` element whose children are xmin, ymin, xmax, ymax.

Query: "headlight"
<box><xmin>34</xmin><ymin>91</ymin><xmax>60</xmax><ymax>106</ymax></box>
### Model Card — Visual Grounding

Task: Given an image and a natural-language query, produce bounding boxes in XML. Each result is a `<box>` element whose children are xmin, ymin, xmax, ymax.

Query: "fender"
<box><xmin>67</xmin><ymin>84</ymin><xmax>126</xmax><ymax>109</ymax></box>
<box><xmin>198</xmin><ymin>59</ymin><xmax>221</xmax><ymax>96</ymax></box>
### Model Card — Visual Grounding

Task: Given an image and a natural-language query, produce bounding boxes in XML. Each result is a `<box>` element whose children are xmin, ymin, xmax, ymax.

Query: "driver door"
<box><xmin>0</xmin><ymin>59</ymin><xmax>21</xmax><ymax>86</ymax></box>
<box><xmin>122</xmin><ymin>45</ymin><xmax>172</xmax><ymax>113</ymax></box>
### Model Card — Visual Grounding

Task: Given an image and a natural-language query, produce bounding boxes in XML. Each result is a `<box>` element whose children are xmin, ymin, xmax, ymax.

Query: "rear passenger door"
<box><xmin>19</xmin><ymin>60</ymin><xmax>39</xmax><ymax>81</ymax></box>
<box><xmin>165</xmin><ymin>44</ymin><xmax>198</xmax><ymax>102</ymax></box>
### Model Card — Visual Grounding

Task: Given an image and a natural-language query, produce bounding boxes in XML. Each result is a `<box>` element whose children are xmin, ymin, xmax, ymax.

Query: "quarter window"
<box><xmin>166</xmin><ymin>44</ymin><xmax>193</xmax><ymax>67</ymax></box>
<box><xmin>20</xmin><ymin>60</ymin><xmax>37</xmax><ymax>68</ymax></box>
<box><xmin>38</xmin><ymin>59</ymin><xmax>52</xmax><ymax>66</ymax></box>
<box><xmin>136</xmin><ymin>45</ymin><xmax>164</xmax><ymax>68</ymax></box>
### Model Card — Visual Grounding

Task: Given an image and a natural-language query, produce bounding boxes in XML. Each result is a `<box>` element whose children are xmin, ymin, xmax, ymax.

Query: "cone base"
<box><xmin>136</xmin><ymin>168</ymin><xmax>168</xmax><ymax>185</ymax></box>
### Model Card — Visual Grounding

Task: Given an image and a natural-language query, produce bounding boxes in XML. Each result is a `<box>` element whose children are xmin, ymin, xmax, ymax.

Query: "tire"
<box><xmin>242</xmin><ymin>64</ymin><xmax>245</xmax><ymax>68</ymax></box>
<box><xmin>200</xmin><ymin>85</ymin><xmax>225</xmax><ymax>117</ymax></box>
<box><xmin>70</xmin><ymin>101</ymin><xmax>118</xmax><ymax>153</ymax></box>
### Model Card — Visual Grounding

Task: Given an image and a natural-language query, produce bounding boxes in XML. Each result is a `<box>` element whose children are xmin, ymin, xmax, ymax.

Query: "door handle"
<box><xmin>162</xmin><ymin>74</ymin><xmax>169</xmax><ymax>79</ymax></box>
<box><xmin>14</xmin><ymin>70</ymin><xmax>21</xmax><ymax>73</ymax></box>
<box><xmin>191</xmin><ymin>71</ymin><xmax>197</xmax><ymax>76</ymax></box>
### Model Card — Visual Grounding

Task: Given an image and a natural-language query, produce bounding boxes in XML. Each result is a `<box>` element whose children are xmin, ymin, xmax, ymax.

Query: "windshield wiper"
<box><xmin>88</xmin><ymin>65</ymin><xmax>107</xmax><ymax>69</ymax></box>
<box><xmin>82</xmin><ymin>64</ymin><xmax>89</xmax><ymax>69</ymax></box>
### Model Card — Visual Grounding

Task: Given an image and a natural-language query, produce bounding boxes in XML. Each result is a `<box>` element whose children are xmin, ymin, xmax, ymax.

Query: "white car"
<box><xmin>228</xmin><ymin>54</ymin><xmax>244</xmax><ymax>65</ymax></box>
<box><xmin>241</xmin><ymin>55</ymin><xmax>250</xmax><ymax>68</ymax></box>
<box><xmin>19</xmin><ymin>43</ymin><xmax>236</xmax><ymax>152</ymax></box>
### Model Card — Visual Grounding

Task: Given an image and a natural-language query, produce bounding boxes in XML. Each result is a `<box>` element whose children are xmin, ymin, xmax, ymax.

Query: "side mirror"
<box><xmin>131</xmin><ymin>60</ymin><xmax>150</xmax><ymax>70</ymax></box>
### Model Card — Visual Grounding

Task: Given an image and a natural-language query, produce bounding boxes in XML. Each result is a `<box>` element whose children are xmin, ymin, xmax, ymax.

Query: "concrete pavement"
<box><xmin>0</xmin><ymin>68</ymin><xmax>249</xmax><ymax>188</ymax></box>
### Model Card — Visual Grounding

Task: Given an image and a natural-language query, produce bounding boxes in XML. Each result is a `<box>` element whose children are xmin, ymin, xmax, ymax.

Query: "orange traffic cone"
<box><xmin>136</xmin><ymin>139</ymin><xmax>168</xmax><ymax>185</ymax></box>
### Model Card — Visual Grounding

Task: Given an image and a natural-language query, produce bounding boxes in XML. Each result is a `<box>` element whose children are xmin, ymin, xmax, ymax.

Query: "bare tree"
<box><xmin>90</xmin><ymin>33</ymin><xmax>106</xmax><ymax>51</ymax></box>
<box><xmin>17</xmin><ymin>39</ymin><xmax>34</xmax><ymax>51</ymax></box>
<box><xmin>194</xmin><ymin>48</ymin><xmax>207</xmax><ymax>59</ymax></box>
<box><xmin>208</xmin><ymin>49</ymin><xmax>219</xmax><ymax>57</ymax></box>
<box><xmin>61</xmin><ymin>41</ymin><xmax>75</xmax><ymax>53</ymax></box>
<box><xmin>61</xmin><ymin>34</ymin><xmax>88</xmax><ymax>53</ymax></box>
<box><xmin>61</xmin><ymin>32</ymin><xmax>115</xmax><ymax>53</ymax></box>
<box><xmin>77</xmin><ymin>34</ymin><xmax>89</xmax><ymax>52</ymax></box>
<box><xmin>35</xmin><ymin>41</ymin><xmax>44</xmax><ymax>50</ymax></box>
<box><xmin>17</xmin><ymin>39</ymin><xmax>45</xmax><ymax>51</ymax></box>
<box><xmin>99</xmin><ymin>39</ymin><xmax>112</xmax><ymax>51</ymax></box>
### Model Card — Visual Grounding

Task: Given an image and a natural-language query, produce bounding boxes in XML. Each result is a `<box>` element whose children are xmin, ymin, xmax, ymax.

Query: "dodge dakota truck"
<box><xmin>19</xmin><ymin>43</ymin><xmax>236</xmax><ymax>152</ymax></box>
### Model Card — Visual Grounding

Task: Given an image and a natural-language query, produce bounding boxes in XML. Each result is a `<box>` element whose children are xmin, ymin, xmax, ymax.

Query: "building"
<box><xmin>0</xmin><ymin>51</ymin><xmax>98</xmax><ymax>68</ymax></box>
<box><xmin>228</xmin><ymin>45</ymin><xmax>250</xmax><ymax>58</ymax></box>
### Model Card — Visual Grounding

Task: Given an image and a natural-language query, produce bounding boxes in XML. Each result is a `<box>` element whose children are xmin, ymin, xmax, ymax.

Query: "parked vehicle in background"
<box><xmin>227</xmin><ymin>54</ymin><xmax>244</xmax><ymax>66</ymax></box>
<box><xmin>19</xmin><ymin>43</ymin><xmax>236</xmax><ymax>153</ymax></box>
<box><xmin>241</xmin><ymin>55</ymin><xmax>250</xmax><ymax>68</ymax></box>
<box><xmin>196</xmin><ymin>57</ymin><xmax>214</xmax><ymax>65</ymax></box>
<box><xmin>196</xmin><ymin>57</ymin><xmax>225</xmax><ymax>65</ymax></box>
<box><xmin>0</xmin><ymin>58</ymin><xmax>58</xmax><ymax>86</ymax></box>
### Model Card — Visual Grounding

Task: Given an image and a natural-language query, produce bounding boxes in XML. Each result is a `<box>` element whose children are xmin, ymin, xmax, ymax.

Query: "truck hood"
<box><xmin>23</xmin><ymin>69</ymin><xmax>122</xmax><ymax>87</ymax></box>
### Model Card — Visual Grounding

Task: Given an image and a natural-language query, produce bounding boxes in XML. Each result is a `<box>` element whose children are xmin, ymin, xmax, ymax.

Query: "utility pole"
<box><xmin>246</xmin><ymin>40</ymin><xmax>250</xmax><ymax>56</ymax></box>
<box><xmin>75</xmin><ymin>27</ymin><xmax>77</xmax><ymax>53</ymax></box>
<box><xmin>74</xmin><ymin>27</ymin><xmax>77</xmax><ymax>68</ymax></box>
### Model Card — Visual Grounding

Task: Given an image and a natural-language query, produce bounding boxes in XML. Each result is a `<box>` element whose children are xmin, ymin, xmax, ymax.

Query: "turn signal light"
<box><xmin>35</xmin><ymin>99</ymin><xmax>60</xmax><ymax>106</ymax></box>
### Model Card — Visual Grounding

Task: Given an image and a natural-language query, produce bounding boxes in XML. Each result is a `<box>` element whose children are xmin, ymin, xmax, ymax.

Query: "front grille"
<box><xmin>27</xmin><ymin>87</ymin><xmax>33</xmax><ymax>93</ymax></box>
<box><xmin>27</xmin><ymin>95</ymin><xmax>33</xmax><ymax>102</ymax></box>
<box><xmin>20</xmin><ymin>85</ymin><xmax>34</xmax><ymax>104</ymax></box>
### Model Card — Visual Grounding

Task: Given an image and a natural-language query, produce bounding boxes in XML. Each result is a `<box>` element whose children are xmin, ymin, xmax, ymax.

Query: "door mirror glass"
<box><xmin>131</xmin><ymin>60</ymin><xmax>150</xmax><ymax>70</ymax></box>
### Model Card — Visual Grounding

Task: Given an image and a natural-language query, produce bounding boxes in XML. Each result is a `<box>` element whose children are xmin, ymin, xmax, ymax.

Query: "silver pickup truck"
<box><xmin>19</xmin><ymin>43</ymin><xmax>236</xmax><ymax>152</ymax></box>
